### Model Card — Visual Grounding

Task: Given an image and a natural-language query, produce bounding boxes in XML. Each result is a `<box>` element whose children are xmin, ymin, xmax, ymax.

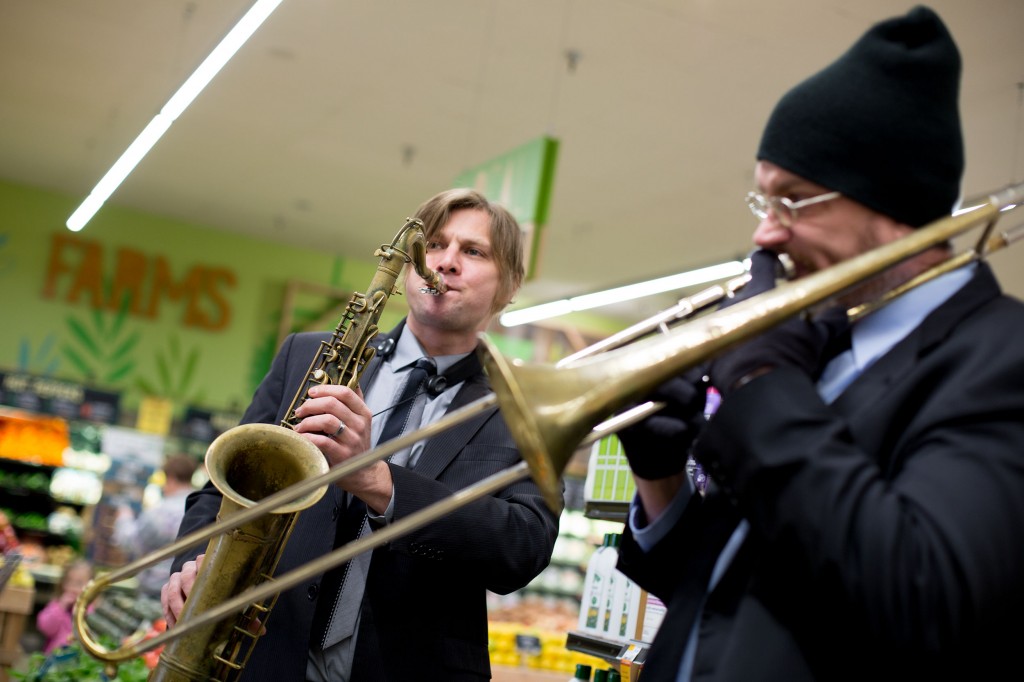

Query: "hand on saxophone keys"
<box><xmin>162</xmin><ymin>553</ymin><xmax>266</xmax><ymax>636</ymax></box>
<box><xmin>162</xmin><ymin>553</ymin><xmax>204</xmax><ymax>628</ymax></box>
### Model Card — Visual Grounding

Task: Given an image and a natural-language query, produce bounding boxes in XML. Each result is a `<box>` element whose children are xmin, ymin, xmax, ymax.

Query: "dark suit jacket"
<box><xmin>173</xmin><ymin>321</ymin><xmax>561</xmax><ymax>681</ymax></box>
<box><xmin>619</xmin><ymin>264</ymin><xmax>1024</xmax><ymax>681</ymax></box>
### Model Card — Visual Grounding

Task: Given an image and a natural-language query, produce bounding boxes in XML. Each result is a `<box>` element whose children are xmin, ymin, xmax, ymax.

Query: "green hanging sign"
<box><xmin>453</xmin><ymin>135</ymin><xmax>559</xmax><ymax>281</ymax></box>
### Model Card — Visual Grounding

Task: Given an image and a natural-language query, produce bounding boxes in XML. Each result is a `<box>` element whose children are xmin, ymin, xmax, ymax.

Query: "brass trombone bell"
<box><xmin>74</xmin><ymin>181</ymin><xmax>1023</xmax><ymax>670</ymax></box>
<box><xmin>479</xmin><ymin>182</ymin><xmax>1024</xmax><ymax>507</ymax></box>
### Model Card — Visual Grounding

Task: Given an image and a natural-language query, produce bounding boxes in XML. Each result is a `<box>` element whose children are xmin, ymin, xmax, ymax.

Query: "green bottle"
<box><xmin>570</xmin><ymin>663</ymin><xmax>592</xmax><ymax>681</ymax></box>
<box><xmin>593</xmin><ymin>670</ymin><xmax>609</xmax><ymax>682</ymax></box>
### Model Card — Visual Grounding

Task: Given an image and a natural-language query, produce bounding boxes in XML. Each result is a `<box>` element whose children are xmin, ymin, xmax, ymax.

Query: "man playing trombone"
<box><xmin>615</xmin><ymin>6</ymin><xmax>1024</xmax><ymax>680</ymax></box>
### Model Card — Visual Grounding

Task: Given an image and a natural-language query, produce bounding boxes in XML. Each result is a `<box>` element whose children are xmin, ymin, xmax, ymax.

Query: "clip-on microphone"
<box><xmin>376</xmin><ymin>333</ymin><xmax>480</xmax><ymax>399</ymax></box>
<box><xmin>425</xmin><ymin>375</ymin><xmax>448</xmax><ymax>397</ymax></box>
<box><xmin>377</xmin><ymin>337</ymin><xmax>397</xmax><ymax>360</ymax></box>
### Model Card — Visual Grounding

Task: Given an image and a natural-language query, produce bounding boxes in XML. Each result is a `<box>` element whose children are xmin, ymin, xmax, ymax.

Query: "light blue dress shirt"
<box><xmin>365</xmin><ymin>329</ymin><xmax>465</xmax><ymax>469</ymax></box>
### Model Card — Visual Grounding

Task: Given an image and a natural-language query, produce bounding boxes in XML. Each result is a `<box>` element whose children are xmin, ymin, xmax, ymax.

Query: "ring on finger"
<box><xmin>332</xmin><ymin>420</ymin><xmax>346</xmax><ymax>438</ymax></box>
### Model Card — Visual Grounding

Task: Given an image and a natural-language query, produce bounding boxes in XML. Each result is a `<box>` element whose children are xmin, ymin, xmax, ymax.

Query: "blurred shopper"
<box><xmin>115</xmin><ymin>454</ymin><xmax>198</xmax><ymax>598</ymax></box>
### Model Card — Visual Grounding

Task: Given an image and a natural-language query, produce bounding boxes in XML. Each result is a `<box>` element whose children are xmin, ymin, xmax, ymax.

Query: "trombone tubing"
<box><xmin>77</xmin><ymin>390</ymin><xmax>634</xmax><ymax>663</ymax></box>
<box><xmin>90</xmin><ymin>460</ymin><xmax>530</xmax><ymax>662</ymax></box>
<box><xmin>476</xmin><ymin>182</ymin><xmax>1024</xmax><ymax>503</ymax></box>
<box><xmin>74</xmin><ymin>395</ymin><xmax>498</xmax><ymax>662</ymax></box>
<box><xmin>641</xmin><ymin>183</ymin><xmax>1024</xmax><ymax>351</ymax></box>
<box><xmin>76</xmin><ymin>181</ymin><xmax>1024</xmax><ymax>662</ymax></box>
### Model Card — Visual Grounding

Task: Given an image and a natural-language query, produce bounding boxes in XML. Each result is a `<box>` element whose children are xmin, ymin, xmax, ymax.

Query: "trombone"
<box><xmin>75</xmin><ymin>181</ymin><xmax>1024</xmax><ymax>675</ymax></box>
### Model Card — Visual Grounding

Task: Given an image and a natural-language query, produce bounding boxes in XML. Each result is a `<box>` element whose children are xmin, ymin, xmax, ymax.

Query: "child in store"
<box><xmin>36</xmin><ymin>558</ymin><xmax>92</xmax><ymax>653</ymax></box>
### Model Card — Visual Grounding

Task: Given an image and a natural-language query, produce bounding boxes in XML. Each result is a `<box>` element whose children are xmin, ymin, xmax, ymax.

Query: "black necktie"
<box><xmin>310</xmin><ymin>357</ymin><xmax>437</xmax><ymax>649</ymax></box>
<box><xmin>378</xmin><ymin>357</ymin><xmax>437</xmax><ymax>447</ymax></box>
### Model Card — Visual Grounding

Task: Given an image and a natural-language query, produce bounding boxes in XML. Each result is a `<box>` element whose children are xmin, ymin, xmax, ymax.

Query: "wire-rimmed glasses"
<box><xmin>745</xmin><ymin>190</ymin><xmax>841</xmax><ymax>227</ymax></box>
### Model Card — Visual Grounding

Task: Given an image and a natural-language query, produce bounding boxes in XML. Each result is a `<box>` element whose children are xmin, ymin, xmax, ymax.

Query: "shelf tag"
<box><xmin>619</xmin><ymin>643</ymin><xmax>644</xmax><ymax>682</ymax></box>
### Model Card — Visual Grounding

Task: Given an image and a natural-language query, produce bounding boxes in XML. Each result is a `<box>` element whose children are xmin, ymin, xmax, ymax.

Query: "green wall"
<box><xmin>0</xmin><ymin>179</ymin><xmax>407</xmax><ymax>419</ymax></box>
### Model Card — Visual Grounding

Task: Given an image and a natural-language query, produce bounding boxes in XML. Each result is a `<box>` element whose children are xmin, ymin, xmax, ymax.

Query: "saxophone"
<box><xmin>147</xmin><ymin>218</ymin><xmax>446</xmax><ymax>681</ymax></box>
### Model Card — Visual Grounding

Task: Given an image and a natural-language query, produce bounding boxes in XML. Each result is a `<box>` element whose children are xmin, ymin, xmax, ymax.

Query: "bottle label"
<box><xmin>585</xmin><ymin>572</ymin><xmax>603</xmax><ymax>628</ymax></box>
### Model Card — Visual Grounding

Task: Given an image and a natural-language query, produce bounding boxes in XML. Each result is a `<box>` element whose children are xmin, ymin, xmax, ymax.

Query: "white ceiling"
<box><xmin>2</xmin><ymin>0</ymin><xmax>1022</xmax><ymax>327</ymax></box>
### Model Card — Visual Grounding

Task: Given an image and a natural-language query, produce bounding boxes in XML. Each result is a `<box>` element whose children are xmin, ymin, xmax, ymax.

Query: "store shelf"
<box><xmin>583</xmin><ymin>500</ymin><xmax>628</xmax><ymax>523</ymax></box>
<box><xmin>548</xmin><ymin>558</ymin><xmax>585</xmax><ymax>571</ymax></box>
<box><xmin>492</xmin><ymin>665</ymin><xmax>569</xmax><ymax>681</ymax></box>
<box><xmin>566</xmin><ymin>630</ymin><xmax>629</xmax><ymax>659</ymax></box>
<box><xmin>565</xmin><ymin>631</ymin><xmax>649</xmax><ymax>672</ymax></box>
<box><xmin>521</xmin><ymin>585</ymin><xmax>581</xmax><ymax>600</ymax></box>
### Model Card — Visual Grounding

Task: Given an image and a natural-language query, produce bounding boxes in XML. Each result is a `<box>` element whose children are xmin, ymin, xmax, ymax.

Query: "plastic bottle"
<box><xmin>598</xmin><ymin>534</ymin><xmax>621</xmax><ymax>638</ymax></box>
<box><xmin>607</xmin><ymin>669</ymin><xmax>622</xmax><ymax>682</ymax></box>
<box><xmin>569</xmin><ymin>663</ymin><xmax>592</xmax><ymax>681</ymax></box>
<box><xmin>578</xmin><ymin>534</ymin><xmax>610</xmax><ymax>633</ymax></box>
<box><xmin>593</xmin><ymin>670</ymin><xmax>609</xmax><ymax>682</ymax></box>
<box><xmin>620</xmin><ymin>569</ymin><xmax>644</xmax><ymax>642</ymax></box>
<box><xmin>607</xmin><ymin>547</ymin><xmax>642</xmax><ymax>643</ymax></box>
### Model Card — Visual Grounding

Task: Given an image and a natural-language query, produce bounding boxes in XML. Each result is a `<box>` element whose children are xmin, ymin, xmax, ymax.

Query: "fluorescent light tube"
<box><xmin>500</xmin><ymin>259</ymin><xmax>746</xmax><ymax>327</ymax></box>
<box><xmin>66</xmin><ymin>0</ymin><xmax>285</xmax><ymax>232</ymax></box>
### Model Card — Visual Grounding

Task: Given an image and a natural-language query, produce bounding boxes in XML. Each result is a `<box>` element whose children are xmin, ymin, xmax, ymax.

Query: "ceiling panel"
<box><xmin>1</xmin><ymin>0</ymin><xmax>1021</xmax><ymax>326</ymax></box>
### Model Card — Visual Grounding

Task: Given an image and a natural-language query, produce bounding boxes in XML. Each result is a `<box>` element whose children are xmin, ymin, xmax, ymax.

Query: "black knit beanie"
<box><xmin>757</xmin><ymin>5</ymin><xmax>964</xmax><ymax>227</ymax></box>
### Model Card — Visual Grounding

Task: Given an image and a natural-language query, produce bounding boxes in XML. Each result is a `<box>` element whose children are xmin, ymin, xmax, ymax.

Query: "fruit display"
<box><xmin>0</xmin><ymin>410</ymin><xmax>69</xmax><ymax>467</ymax></box>
<box><xmin>489</xmin><ymin>591</ymin><xmax>602</xmax><ymax>674</ymax></box>
<box><xmin>489</xmin><ymin>621</ymin><xmax>605</xmax><ymax>674</ymax></box>
<box><xmin>3</xmin><ymin>560</ymin><xmax>35</xmax><ymax>589</ymax></box>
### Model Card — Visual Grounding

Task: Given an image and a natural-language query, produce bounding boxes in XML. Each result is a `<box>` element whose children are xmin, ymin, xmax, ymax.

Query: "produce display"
<box><xmin>489</xmin><ymin>620</ymin><xmax>605</xmax><ymax>674</ymax></box>
<box><xmin>0</xmin><ymin>411</ymin><xmax>69</xmax><ymax>467</ymax></box>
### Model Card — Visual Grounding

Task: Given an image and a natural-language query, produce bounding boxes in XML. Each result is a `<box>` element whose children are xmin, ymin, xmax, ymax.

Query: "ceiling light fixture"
<box><xmin>499</xmin><ymin>259</ymin><xmax>747</xmax><ymax>327</ymax></box>
<box><xmin>66</xmin><ymin>0</ymin><xmax>285</xmax><ymax>232</ymax></box>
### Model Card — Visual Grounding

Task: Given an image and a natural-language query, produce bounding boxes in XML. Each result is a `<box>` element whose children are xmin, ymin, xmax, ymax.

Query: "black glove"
<box><xmin>616</xmin><ymin>368</ymin><xmax>709</xmax><ymax>480</ymax></box>
<box><xmin>722</xmin><ymin>248</ymin><xmax>784</xmax><ymax>309</ymax></box>
<box><xmin>708</xmin><ymin>250</ymin><xmax>849</xmax><ymax>397</ymax></box>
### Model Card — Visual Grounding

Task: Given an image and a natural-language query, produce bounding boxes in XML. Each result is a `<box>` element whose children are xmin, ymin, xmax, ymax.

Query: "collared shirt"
<box><xmin>307</xmin><ymin>328</ymin><xmax>470</xmax><ymax>682</ymax></box>
<box><xmin>363</xmin><ymin>329</ymin><xmax>467</xmax><ymax>526</ymax></box>
<box><xmin>365</xmin><ymin>328</ymin><xmax>465</xmax><ymax>468</ymax></box>
<box><xmin>628</xmin><ymin>264</ymin><xmax>976</xmax><ymax>682</ymax></box>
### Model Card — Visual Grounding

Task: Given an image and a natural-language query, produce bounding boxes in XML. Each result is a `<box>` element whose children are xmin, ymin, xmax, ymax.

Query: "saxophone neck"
<box><xmin>400</xmin><ymin>217</ymin><xmax>447</xmax><ymax>295</ymax></box>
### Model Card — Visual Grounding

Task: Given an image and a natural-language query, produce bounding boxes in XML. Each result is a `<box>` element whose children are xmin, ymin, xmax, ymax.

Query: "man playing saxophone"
<box><xmin>614</xmin><ymin>6</ymin><xmax>1024</xmax><ymax>680</ymax></box>
<box><xmin>162</xmin><ymin>188</ymin><xmax>562</xmax><ymax>681</ymax></box>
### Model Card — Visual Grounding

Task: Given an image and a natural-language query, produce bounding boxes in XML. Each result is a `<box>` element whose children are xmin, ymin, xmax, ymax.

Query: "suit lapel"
<box><xmin>827</xmin><ymin>264</ymin><xmax>1002</xmax><ymax>477</ymax></box>
<box><xmin>413</xmin><ymin>376</ymin><xmax>496</xmax><ymax>479</ymax></box>
<box><xmin>831</xmin><ymin>263</ymin><xmax>1000</xmax><ymax>418</ymax></box>
<box><xmin>642</xmin><ymin>493</ymin><xmax>741</xmax><ymax>681</ymax></box>
<box><xmin>359</xmin><ymin>324</ymin><xmax>400</xmax><ymax>391</ymax></box>
<box><xmin>363</xmin><ymin>324</ymin><xmax>498</xmax><ymax>479</ymax></box>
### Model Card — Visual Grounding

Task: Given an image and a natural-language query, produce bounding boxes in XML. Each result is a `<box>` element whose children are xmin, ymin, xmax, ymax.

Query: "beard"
<box><xmin>823</xmin><ymin>245</ymin><xmax>951</xmax><ymax>315</ymax></box>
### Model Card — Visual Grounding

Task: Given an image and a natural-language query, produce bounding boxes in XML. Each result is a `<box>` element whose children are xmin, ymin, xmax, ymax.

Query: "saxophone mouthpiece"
<box><xmin>419</xmin><ymin>272</ymin><xmax>447</xmax><ymax>296</ymax></box>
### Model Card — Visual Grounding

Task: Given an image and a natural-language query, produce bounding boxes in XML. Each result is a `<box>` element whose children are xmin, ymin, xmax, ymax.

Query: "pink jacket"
<box><xmin>36</xmin><ymin>600</ymin><xmax>74</xmax><ymax>653</ymax></box>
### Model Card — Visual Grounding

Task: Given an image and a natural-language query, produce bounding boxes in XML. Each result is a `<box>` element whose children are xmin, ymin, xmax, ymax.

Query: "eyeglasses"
<box><xmin>745</xmin><ymin>190</ymin><xmax>842</xmax><ymax>227</ymax></box>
